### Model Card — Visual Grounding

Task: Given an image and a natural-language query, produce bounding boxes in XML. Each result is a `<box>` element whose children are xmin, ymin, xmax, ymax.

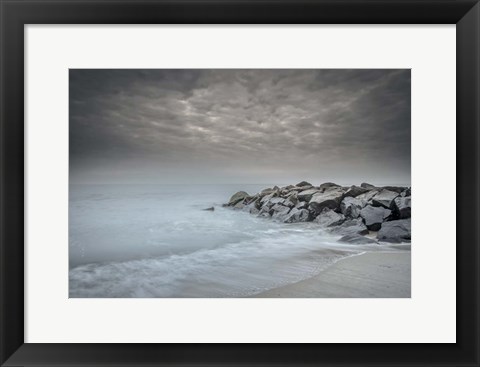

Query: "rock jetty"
<box><xmin>225</xmin><ymin>181</ymin><xmax>411</xmax><ymax>244</ymax></box>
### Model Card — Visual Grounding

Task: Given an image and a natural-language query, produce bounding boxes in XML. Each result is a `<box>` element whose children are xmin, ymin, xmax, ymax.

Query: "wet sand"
<box><xmin>253</xmin><ymin>251</ymin><xmax>411</xmax><ymax>298</ymax></box>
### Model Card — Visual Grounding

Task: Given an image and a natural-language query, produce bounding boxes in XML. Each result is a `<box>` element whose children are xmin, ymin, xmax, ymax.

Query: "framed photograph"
<box><xmin>68</xmin><ymin>68</ymin><xmax>412</xmax><ymax>299</ymax></box>
<box><xmin>1</xmin><ymin>0</ymin><xmax>478</xmax><ymax>366</ymax></box>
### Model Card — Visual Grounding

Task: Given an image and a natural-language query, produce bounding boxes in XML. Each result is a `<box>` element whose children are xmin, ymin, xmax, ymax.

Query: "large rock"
<box><xmin>266</xmin><ymin>197</ymin><xmax>285</xmax><ymax>207</ymax></box>
<box><xmin>280</xmin><ymin>187</ymin><xmax>292</xmax><ymax>196</ymax></box>
<box><xmin>344</xmin><ymin>185</ymin><xmax>369</xmax><ymax>198</ymax></box>
<box><xmin>261</xmin><ymin>188</ymin><xmax>276</xmax><ymax>195</ymax></box>
<box><xmin>393</xmin><ymin>196</ymin><xmax>411</xmax><ymax>219</ymax></box>
<box><xmin>313</xmin><ymin>208</ymin><xmax>345</xmax><ymax>227</ymax></box>
<box><xmin>377</xmin><ymin>219</ymin><xmax>411</xmax><ymax>243</ymax></box>
<box><xmin>260</xmin><ymin>192</ymin><xmax>277</xmax><ymax>205</ymax></box>
<box><xmin>228</xmin><ymin>191</ymin><xmax>250</xmax><ymax>206</ymax></box>
<box><xmin>251</xmin><ymin>197</ymin><xmax>263</xmax><ymax>210</ymax></box>
<box><xmin>359</xmin><ymin>205</ymin><xmax>392</xmax><ymax>231</ymax></box>
<box><xmin>245</xmin><ymin>194</ymin><xmax>259</xmax><ymax>204</ymax></box>
<box><xmin>340</xmin><ymin>197</ymin><xmax>366</xmax><ymax>218</ymax></box>
<box><xmin>356</xmin><ymin>189</ymin><xmax>379</xmax><ymax>203</ymax></box>
<box><xmin>283</xmin><ymin>208</ymin><xmax>310</xmax><ymax>223</ymax></box>
<box><xmin>371</xmin><ymin>189</ymin><xmax>399</xmax><ymax>209</ymax></box>
<box><xmin>233</xmin><ymin>201</ymin><xmax>245</xmax><ymax>210</ymax></box>
<box><xmin>308</xmin><ymin>187</ymin><xmax>345</xmax><ymax>214</ymax></box>
<box><xmin>319</xmin><ymin>182</ymin><xmax>341</xmax><ymax>191</ymax></box>
<box><xmin>360</xmin><ymin>182</ymin><xmax>376</xmax><ymax>190</ymax></box>
<box><xmin>329</xmin><ymin>218</ymin><xmax>369</xmax><ymax>236</ymax></box>
<box><xmin>401</xmin><ymin>187</ymin><xmax>411</xmax><ymax>197</ymax></box>
<box><xmin>271</xmin><ymin>203</ymin><xmax>289</xmax><ymax>212</ymax></box>
<box><xmin>338</xmin><ymin>234</ymin><xmax>377</xmax><ymax>244</ymax></box>
<box><xmin>297</xmin><ymin>188</ymin><xmax>320</xmax><ymax>202</ymax></box>
<box><xmin>283</xmin><ymin>193</ymin><xmax>298</xmax><ymax>208</ymax></box>
<box><xmin>271</xmin><ymin>204</ymin><xmax>291</xmax><ymax>221</ymax></box>
<box><xmin>382</xmin><ymin>186</ymin><xmax>406</xmax><ymax>194</ymax></box>
<box><xmin>295</xmin><ymin>201</ymin><xmax>308</xmax><ymax>210</ymax></box>
<box><xmin>258</xmin><ymin>204</ymin><xmax>272</xmax><ymax>217</ymax></box>
<box><xmin>296</xmin><ymin>181</ymin><xmax>312</xmax><ymax>187</ymax></box>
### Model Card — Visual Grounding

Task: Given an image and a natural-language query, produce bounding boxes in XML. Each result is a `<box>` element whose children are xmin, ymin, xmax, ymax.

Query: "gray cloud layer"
<box><xmin>70</xmin><ymin>69</ymin><xmax>411</xmax><ymax>185</ymax></box>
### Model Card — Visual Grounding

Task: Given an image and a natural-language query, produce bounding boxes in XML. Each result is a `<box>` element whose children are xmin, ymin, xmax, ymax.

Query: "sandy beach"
<box><xmin>254</xmin><ymin>250</ymin><xmax>411</xmax><ymax>298</ymax></box>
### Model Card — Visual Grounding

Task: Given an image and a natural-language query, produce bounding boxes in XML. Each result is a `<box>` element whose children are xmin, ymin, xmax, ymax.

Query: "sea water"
<box><xmin>69</xmin><ymin>184</ymin><xmax>393</xmax><ymax>298</ymax></box>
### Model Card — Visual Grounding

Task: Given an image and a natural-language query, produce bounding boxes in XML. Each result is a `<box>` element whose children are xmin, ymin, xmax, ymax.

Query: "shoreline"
<box><xmin>252</xmin><ymin>250</ymin><xmax>411</xmax><ymax>298</ymax></box>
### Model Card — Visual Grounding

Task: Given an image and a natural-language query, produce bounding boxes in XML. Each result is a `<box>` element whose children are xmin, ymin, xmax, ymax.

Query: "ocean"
<box><xmin>69</xmin><ymin>183</ymin><xmax>399</xmax><ymax>298</ymax></box>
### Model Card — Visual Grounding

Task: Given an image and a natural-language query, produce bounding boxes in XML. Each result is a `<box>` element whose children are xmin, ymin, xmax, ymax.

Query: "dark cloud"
<box><xmin>69</xmin><ymin>69</ymin><xmax>410</xmax><ymax>185</ymax></box>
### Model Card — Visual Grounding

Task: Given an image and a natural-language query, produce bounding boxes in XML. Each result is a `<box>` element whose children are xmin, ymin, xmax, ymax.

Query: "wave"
<box><xmin>69</xmin><ymin>231</ymin><xmax>370</xmax><ymax>298</ymax></box>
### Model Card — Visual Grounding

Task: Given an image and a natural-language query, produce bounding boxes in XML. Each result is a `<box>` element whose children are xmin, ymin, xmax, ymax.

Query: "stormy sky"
<box><xmin>69</xmin><ymin>69</ymin><xmax>410</xmax><ymax>185</ymax></box>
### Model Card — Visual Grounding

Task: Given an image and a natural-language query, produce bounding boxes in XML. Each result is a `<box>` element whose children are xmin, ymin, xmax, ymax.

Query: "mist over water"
<box><xmin>69</xmin><ymin>184</ymin><xmax>406</xmax><ymax>298</ymax></box>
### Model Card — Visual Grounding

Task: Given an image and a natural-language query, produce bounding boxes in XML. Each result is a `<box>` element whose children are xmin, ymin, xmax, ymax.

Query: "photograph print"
<box><xmin>69</xmin><ymin>69</ymin><xmax>411</xmax><ymax>298</ymax></box>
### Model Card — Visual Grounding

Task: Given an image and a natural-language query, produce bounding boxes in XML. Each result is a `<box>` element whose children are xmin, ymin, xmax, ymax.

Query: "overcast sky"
<box><xmin>69</xmin><ymin>69</ymin><xmax>410</xmax><ymax>185</ymax></box>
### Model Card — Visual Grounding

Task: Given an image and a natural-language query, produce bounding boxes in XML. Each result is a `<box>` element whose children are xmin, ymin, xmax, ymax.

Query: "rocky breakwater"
<box><xmin>225</xmin><ymin>181</ymin><xmax>411</xmax><ymax>244</ymax></box>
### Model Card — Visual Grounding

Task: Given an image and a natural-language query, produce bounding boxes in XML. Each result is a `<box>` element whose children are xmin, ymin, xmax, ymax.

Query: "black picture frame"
<box><xmin>1</xmin><ymin>0</ymin><xmax>479</xmax><ymax>366</ymax></box>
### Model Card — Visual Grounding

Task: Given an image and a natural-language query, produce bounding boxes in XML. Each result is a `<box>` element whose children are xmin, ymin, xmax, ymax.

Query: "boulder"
<box><xmin>283</xmin><ymin>193</ymin><xmax>298</xmax><ymax>208</ymax></box>
<box><xmin>228</xmin><ymin>191</ymin><xmax>250</xmax><ymax>206</ymax></box>
<box><xmin>308</xmin><ymin>187</ymin><xmax>345</xmax><ymax>214</ymax></box>
<box><xmin>287</xmin><ymin>186</ymin><xmax>303</xmax><ymax>192</ymax></box>
<box><xmin>261</xmin><ymin>187</ymin><xmax>275</xmax><ymax>194</ymax></box>
<box><xmin>338</xmin><ymin>235</ymin><xmax>377</xmax><ymax>245</ymax></box>
<box><xmin>258</xmin><ymin>204</ymin><xmax>272</xmax><ymax>217</ymax></box>
<box><xmin>356</xmin><ymin>189</ymin><xmax>379</xmax><ymax>203</ymax></box>
<box><xmin>340</xmin><ymin>197</ymin><xmax>366</xmax><ymax>218</ymax></box>
<box><xmin>371</xmin><ymin>189</ymin><xmax>399</xmax><ymax>209</ymax></box>
<box><xmin>234</xmin><ymin>201</ymin><xmax>245</xmax><ymax>210</ymax></box>
<box><xmin>297</xmin><ymin>188</ymin><xmax>320</xmax><ymax>202</ymax></box>
<box><xmin>377</xmin><ymin>219</ymin><xmax>411</xmax><ymax>243</ymax></box>
<box><xmin>329</xmin><ymin>218</ymin><xmax>369</xmax><ymax>236</ymax></box>
<box><xmin>382</xmin><ymin>186</ymin><xmax>406</xmax><ymax>194</ymax></box>
<box><xmin>344</xmin><ymin>185</ymin><xmax>369</xmax><ymax>198</ymax></box>
<box><xmin>260</xmin><ymin>192</ymin><xmax>277</xmax><ymax>205</ymax></box>
<box><xmin>360</xmin><ymin>182</ymin><xmax>376</xmax><ymax>190</ymax></box>
<box><xmin>296</xmin><ymin>181</ymin><xmax>312</xmax><ymax>187</ymax></box>
<box><xmin>252</xmin><ymin>197</ymin><xmax>263</xmax><ymax>210</ymax></box>
<box><xmin>359</xmin><ymin>205</ymin><xmax>392</xmax><ymax>231</ymax></box>
<box><xmin>319</xmin><ymin>182</ymin><xmax>341</xmax><ymax>191</ymax></box>
<box><xmin>271</xmin><ymin>204</ymin><xmax>291</xmax><ymax>221</ymax></box>
<box><xmin>271</xmin><ymin>203</ymin><xmax>286</xmax><ymax>212</ymax></box>
<box><xmin>295</xmin><ymin>201</ymin><xmax>308</xmax><ymax>210</ymax></box>
<box><xmin>393</xmin><ymin>196</ymin><xmax>411</xmax><ymax>219</ymax></box>
<box><xmin>313</xmin><ymin>208</ymin><xmax>345</xmax><ymax>227</ymax></box>
<box><xmin>283</xmin><ymin>208</ymin><xmax>310</xmax><ymax>223</ymax></box>
<box><xmin>267</xmin><ymin>197</ymin><xmax>285</xmax><ymax>206</ymax></box>
<box><xmin>245</xmin><ymin>194</ymin><xmax>259</xmax><ymax>205</ymax></box>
